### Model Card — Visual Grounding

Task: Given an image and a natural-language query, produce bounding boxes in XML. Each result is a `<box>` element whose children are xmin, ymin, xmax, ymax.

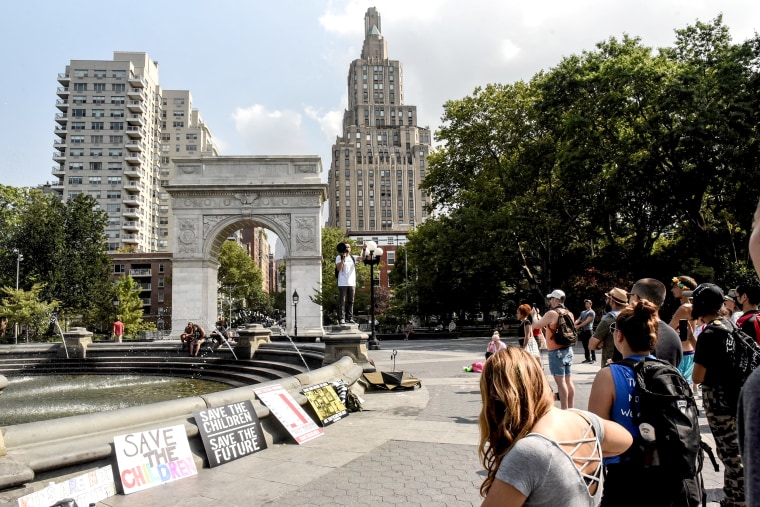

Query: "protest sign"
<box><xmin>253</xmin><ymin>384</ymin><xmax>323</xmax><ymax>444</ymax></box>
<box><xmin>113</xmin><ymin>424</ymin><xmax>197</xmax><ymax>495</ymax></box>
<box><xmin>194</xmin><ymin>400</ymin><xmax>267</xmax><ymax>467</ymax></box>
<box><xmin>303</xmin><ymin>382</ymin><xmax>348</xmax><ymax>426</ymax></box>
<box><xmin>17</xmin><ymin>465</ymin><xmax>116</xmax><ymax>507</ymax></box>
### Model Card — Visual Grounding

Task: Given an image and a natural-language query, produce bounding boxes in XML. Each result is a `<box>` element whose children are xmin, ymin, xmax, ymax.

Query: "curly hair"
<box><xmin>478</xmin><ymin>346</ymin><xmax>553</xmax><ymax>497</ymax></box>
<box><xmin>616</xmin><ymin>299</ymin><xmax>659</xmax><ymax>352</ymax></box>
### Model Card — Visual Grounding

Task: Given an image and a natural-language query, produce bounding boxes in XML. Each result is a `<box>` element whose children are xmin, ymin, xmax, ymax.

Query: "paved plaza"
<box><xmin>50</xmin><ymin>337</ymin><xmax>729</xmax><ymax>506</ymax></box>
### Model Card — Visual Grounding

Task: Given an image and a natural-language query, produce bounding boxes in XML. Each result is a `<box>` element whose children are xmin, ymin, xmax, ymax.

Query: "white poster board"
<box><xmin>113</xmin><ymin>424</ymin><xmax>198</xmax><ymax>495</ymax></box>
<box><xmin>17</xmin><ymin>465</ymin><xmax>116</xmax><ymax>507</ymax></box>
<box><xmin>253</xmin><ymin>384</ymin><xmax>323</xmax><ymax>444</ymax></box>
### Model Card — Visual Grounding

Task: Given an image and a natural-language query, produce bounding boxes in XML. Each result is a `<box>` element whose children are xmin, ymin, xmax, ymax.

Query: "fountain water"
<box><xmin>50</xmin><ymin>314</ymin><xmax>69</xmax><ymax>359</ymax></box>
<box><xmin>280</xmin><ymin>331</ymin><xmax>311</xmax><ymax>373</ymax></box>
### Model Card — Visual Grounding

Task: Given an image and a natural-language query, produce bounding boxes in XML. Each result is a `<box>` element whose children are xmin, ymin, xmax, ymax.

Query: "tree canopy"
<box><xmin>415</xmin><ymin>16</ymin><xmax>760</xmax><ymax>319</ymax></box>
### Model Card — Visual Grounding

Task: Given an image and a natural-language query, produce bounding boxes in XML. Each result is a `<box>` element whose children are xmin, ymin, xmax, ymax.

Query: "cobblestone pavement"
<box><xmin>93</xmin><ymin>337</ymin><xmax>728</xmax><ymax>506</ymax></box>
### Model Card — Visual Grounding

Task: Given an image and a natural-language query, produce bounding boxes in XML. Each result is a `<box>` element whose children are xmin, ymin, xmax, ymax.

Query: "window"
<box><xmin>112</xmin><ymin>70</ymin><xmax>126</xmax><ymax>79</ymax></box>
<box><xmin>73</xmin><ymin>83</ymin><xmax>87</xmax><ymax>91</ymax></box>
<box><xmin>88</xmin><ymin>176</ymin><xmax>101</xmax><ymax>184</ymax></box>
<box><xmin>108</xmin><ymin>162</ymin><xmax>122</xmax><ymax>170</ymax></box>
<box><xmin>70</xmin><ymin>148</ymin><xmax>84</xmax><ymax>157</ymax></box>
<box><xmin>109</xmin><ymin>135</ymin><xmax>123</xmax><ymax>144</ymax></box>
<box><xmin>159</xmin><ymin>216</ymin><xmax>169</xmax><ymax>225</ymax></box>
<box><xmin>186</xmin><ymin>145</ymin><xmax>197</xmax><ymax>151</ymax></box>
<box><xmin>71</xmin><ymin>121</ymin><xmax>85</xmax><ymax>130</ymax></box>
<box><xmin>159</xmin><ymin>264</ymin><xmax>165</xmax><ymax>273</ymax></box>
<box><xmin>71</xmin><ymin>135</ymin><xmax>85</xmax><ymax>144</ymax></box>
<box><xmin>173</xmin><ymin>111</ymin><xmax>185</xmax><ymax>117</ymax></box>
<box><xmin>73</xmin><ymin>95</ymin><xmax>87</xmax><ymax>104</ymax></box>
<box><xmin>173</xmin><ymin>98</ymin><xmax>185</xmax><ymax>105</ymax></box>
<box><xmin>111</xmin><ymin>96</ymin><xmax>125</xmax><ymax>105</ymax></box>
<box><xmin>108</xmin><ymin>148</ymin><xmax>122</xmax><ymax>157</ymax></box>
<box><xmin>93</xmin><ymin>83</ymin><xmax>106</xmax><ymax>92</ymax></box>
<box><xmin>108</xmin><ymin>176</ymin><xmax>122</xmax><ymax>185</ymax></box>
<box><xmin>90</xmin><ymin>162</ymin><xmax>102</xmax><ymax>171</ymax></box>
<box><xmin>158</xmin><ymin>293</ymin><xmax>164</xmax><ymax>303</ymax></box>
<box><xmin>112</xmin><ymin>83</ymin><xmax>125</xmax><ymax>92</ymax></box>
<box><xmin>90</xmin><ymin>149</ymin><xmax>102</xmax><ymax>157</ymax></box>
<box><xmin>106</xmin><ymin>204</ymin><xmax>121</xmax><ymax>212</ymax></box>
<box><xmin>92</xmin><ymin>109</ymin><xmax>104</xmax><ymax>118</ymax></box>
<box><xmin>387</xmin><ymin>251</ymin><xmax>395</xmax><ymax>266</ymax></box>
<box><xmin>68</xmin><ymin>191</ymin><xmax>81</xmax><ymax>199</ymax></box>
<box><xmin>107</xmin><ymin>191</ymin><xmax>121</xmax><ymax>199</ymax></box>
<box><xmin>73</xmin><ymin>69</ymin><xmax>88</xmax><ymax>78</ymax></box>
<box><xmin>72</xmin><ymin>109</ymin><xmax>86</xmax><ymax>117</ymax></box>
<box><xmin>94</xmin><ymin>69</ymin><xmax>107</xmax><ymax>79</ymax></box>
<box><xmin>172</xmin><ymin>121</ymin><xmax>184</xmax><ymax>128</ymax></box>
<box><xmin>91</xmin><ymin>122</ymin><xmax>104</xmax><ymax>130</ymax></box>
<box><xmin>90</xmin><ymin>135</ymin><xmax>103</xmax><ymax>144</ymax></box>
<box><xmin>68</xmin><ymin>176</ymin><xmax>83</xmax><ymax>184</ymax></box>
<box><xmin>69</xmin><ymin>162</ymin><xmax>84</xmax><ymax>171</ymax></box>
<box><xmin>110</xmin><ymin>110</ymin><xmax>124</xmax><ymax>118</ymax></box>
<box><xmin>108</xmin><ymin>217</ymin><xmax>120</xmax><ymax>225</ymax></box>
<box><xmin>110</xmin><ymin>122</ymin><xmax>124</xmax><ymax>130</ymax></box>
<box><xmin>93</xmin><ymin>96</ymin><xmax>105</xmax><ymax>104</ymax></box>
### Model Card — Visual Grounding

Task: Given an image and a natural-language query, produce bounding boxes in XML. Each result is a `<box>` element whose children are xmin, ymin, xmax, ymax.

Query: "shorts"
<box><xmin>548</xmin><ymin>347</ymin><xmax>573</xmax><ymax>377</ymax></box>
<box><xmin>678</xmin><ymin>351</ymin><xmax>695</xmax><ymax>383</ymax></box>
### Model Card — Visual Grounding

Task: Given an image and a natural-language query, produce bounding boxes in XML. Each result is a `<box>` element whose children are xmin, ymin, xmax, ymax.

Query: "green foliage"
<box><xmin>217</xmin><ymin>241</ymin><xmax>273</xmax><ymax>319</ymax></box>
<box><xmin>114</xmin><ymin>275</ymin><xmax>145</xmax><ymax>338</ymax></box>
<box><xmin>0</xmin><ymin>283</ymin><xmax>59</xmax><ymax>342</ymax></box>
<box><xmin>415</xmin><ymin>17</ymin><xmax>760</xmax><ymax>315</ymax></box>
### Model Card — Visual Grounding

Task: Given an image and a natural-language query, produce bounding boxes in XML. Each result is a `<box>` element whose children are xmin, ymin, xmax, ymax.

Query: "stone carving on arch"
<box><xmin>177</xmin><ymin>218</ymin><xmax>198</xmax><ymax>254</ymax></box>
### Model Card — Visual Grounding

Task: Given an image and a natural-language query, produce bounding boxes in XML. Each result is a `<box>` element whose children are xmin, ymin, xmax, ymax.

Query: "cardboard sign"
<box><xmin>193</xmin><ymin>400</ymin><xmax>267</xmax><ymax>467</ymax></box>
<box><xmin>113</xmin><ymin>424</ymin><xmax>197</xmax><ymax>495</ymax></box>
<box><xmin>303</xmin><ymin>382</ymin><xmax>348</xmax><ymax>426</ymax></box>
<box><xmin>253</xmin><ymin>384</ymin><xmax>323</xmax><ymax>444</ymax></box>
<box><xmin>17</xmin><ymin>465</ymin><xmax>116</xmax><ymax>507</ymax></box>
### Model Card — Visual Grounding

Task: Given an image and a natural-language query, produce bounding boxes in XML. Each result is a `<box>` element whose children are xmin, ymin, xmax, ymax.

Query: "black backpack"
<box><xmin>618</xmin><ymin>357</ymin><xmax>702</xmax><ymax>475</ymax></box>
<box><xmin>707</xmin><ymin>318</ymin><xmax>760</xmax><ymax>386</ymax></box>
<box><xmin>552</xmin><ymin>308</ymin><xmax>578</xmax><ymax>346</ymax></box>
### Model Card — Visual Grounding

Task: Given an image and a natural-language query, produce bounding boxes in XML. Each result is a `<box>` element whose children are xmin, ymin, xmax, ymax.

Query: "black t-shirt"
<box><xmin>694</xmin><ymin>318</ymin><xmax>742</xmax><ymax>395</ymax></box>
<box><xmin>654</xmin><ymin>320</ymin><xmax>683</xmax><ymax>368</ymax></box>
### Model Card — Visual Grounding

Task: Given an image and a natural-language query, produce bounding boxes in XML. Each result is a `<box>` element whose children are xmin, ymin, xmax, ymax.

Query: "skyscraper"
<box><xmin>327</xmin><ymin>7</ymin><xmax>432</xmax><ymax>245</ymax></box>
<box><xmin>51</xmin><ymin>52</ymin><xmax>219</xmax><ymax>253</ymax></box>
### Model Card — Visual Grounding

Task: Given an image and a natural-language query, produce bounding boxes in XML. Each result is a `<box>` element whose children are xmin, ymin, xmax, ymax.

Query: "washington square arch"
<box><xmin>164</xmin><ymin>155</ymin><xmax>327</xmax><ymax>338</ymax></box>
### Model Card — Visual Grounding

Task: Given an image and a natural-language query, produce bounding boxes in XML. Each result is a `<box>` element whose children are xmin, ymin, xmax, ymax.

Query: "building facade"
<box><xmin>326</xmin><ymin>8</ymin><xmax>431</xmax><ymax>288</ymax></box>
<box><xmin>51</xmin><ymin>52</ymin><xmax>218</xmax><ymax>254</ymax></box>
<box><xmin>109</xmin><ymin>253</ymin><xmax>173</xmax><ymax>327</ymax></box>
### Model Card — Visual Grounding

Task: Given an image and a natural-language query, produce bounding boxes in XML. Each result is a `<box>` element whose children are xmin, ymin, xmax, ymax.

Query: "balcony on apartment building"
<box><xmin>123</xmin><ymin>166</ymin><xmax>143</xmax><ymax>177</ymax></box>
<box><xmin>49</xmin><ymin>180</ymin><xmax>65</xmax><ymax>190</ymax></box>
<box><xmin>55</xmin><ymin>99</ymin><xmax>69</xmax><ymax>111</ymax></box>
<box><xmin>56</xmin><ymin>87</ymin><xmax>69</xmax><ymax>97</ymax></box>
<box><xmin>52</xmin><ymin>166</ymin><xmax>65</xmax><ymax>176</ymax></box>
<box><xmin>57</xmin><ymin>73</ymin><xmax>70</xmax><ymax>85</ymax></box>
<box><xmin>55</xmin><ymin>113</ymin><xmax>68</xmax><ymax>124</ymax></box>
<box><xmin>53</xmin><ymin>139</ymin><xmax>67</xmax><ymax>150</ymax></box>
<box><xmin>53</xmin><ymin>152</ymin><xmax>66</xmax><ymax>163</ymax></box>
<box><xmin>125</xmin><ymin>152</ymin><xmax>144</xmax><ymax>165</ymax></box>
<box><xmin>127</xmin><ymin>88</ymin><xmax>145</xmax><ymax>100</ymax></box>
<box><xmin>123</xmin><ymin>195</ymin><xmax>141</xmax><ymax>205</ymax></box>
<box><xmin>125</xmin><ymin>140</ymin><xmax>143</xmax><ymax>152</ymax></box>
<box><xmin>127</xmin><ymin>115</ymin><xmax>144</xmax><ymax>127</ymax></box>
<box><xmin>137</xmin><ymin>282</ymin><xmax>152</xmax><ymax>291</ymax></box>
<box><xmin>123</xmin><ymin>207</ymin><xmax>140</xmax><ymax>218</ymax></box>
<box><xmin>122</xmin><ymin>220</ymin><xmax>140</xmax><ymax>231</ymax></box>
<box><xmin>129</xmin><ymin>268</ymin><xmax>152</xmax><ymax>277</ymax></box>
<box><xmin>122</xmin><ymin>234</ymin><xmax>139</xmax><ymax>244</ymax></box>
<box><xmin>126</xmin><ymin>126</ymin><xmax>143</xmax><ymax>139</ymax></box>
<box><xmin>127</xmin><ymin>100</ymin><xmax>145</xmax><ymax>113</ymax></box>
<box><xmin>124</xmin><ymin>182</ymin><xmax>142</xmax><ymax>194</ymax></box>
<box><xmin>128</xmin><ymin>75</ymin><xmax>146</xmax><ymax>88</ymax></box>
<box><xmin>55</xmin><ymin>125</ymin><xmax>68</xmax><ymax>136</ymax></box>
<box><xmin>141</xmin><ymin>298</ymin><xmax>151</xmax><ymax>306</ymax></box>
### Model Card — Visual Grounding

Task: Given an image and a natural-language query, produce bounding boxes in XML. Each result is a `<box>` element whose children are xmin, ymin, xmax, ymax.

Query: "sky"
<box><xmin>1</xmin><ymin>0</ymin><xmax>759</xmax><ymax>191</ymax></box>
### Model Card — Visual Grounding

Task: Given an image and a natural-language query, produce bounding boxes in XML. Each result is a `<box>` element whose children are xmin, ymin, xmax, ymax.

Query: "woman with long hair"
<box><xmin>517</xmin><ymin>304</ymin><xmax>542</xmax><ymax>364</ymax></box>
<box><xmin>588</xmin><ymin>299</ymin><xmax>701</xmax><ymax>506</ymax></box>
<box><xmin>479</xmin><ymin>347</ymin><xmax>631</xmax><ymax>506</ymax></box>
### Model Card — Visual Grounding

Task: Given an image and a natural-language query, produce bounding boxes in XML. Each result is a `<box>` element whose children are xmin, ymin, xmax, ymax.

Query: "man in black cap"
<box><xmin>692</xmin><ymin>283</ymin><xmax>745</xmax><ymax>506</ymax></box>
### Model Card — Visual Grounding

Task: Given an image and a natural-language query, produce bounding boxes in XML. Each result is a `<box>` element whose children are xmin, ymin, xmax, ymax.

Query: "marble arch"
<box><xmin>164</xmin><ymin>156</ymin><xmax>327</xmax><ymax>338</ymax></box>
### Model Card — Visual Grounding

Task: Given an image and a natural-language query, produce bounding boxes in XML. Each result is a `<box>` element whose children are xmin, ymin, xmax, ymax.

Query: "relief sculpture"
<box><xmin>295</xmin><ymin>217</ymin><xmax>316</xmax><ymax>252</ymax></box>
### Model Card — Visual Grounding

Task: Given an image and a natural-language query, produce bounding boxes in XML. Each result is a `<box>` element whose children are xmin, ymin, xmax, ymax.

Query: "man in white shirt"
<box><xmin>335</xmin><ymin>242</ymin><xmax>358</xmax><ymax>325</ymax></box>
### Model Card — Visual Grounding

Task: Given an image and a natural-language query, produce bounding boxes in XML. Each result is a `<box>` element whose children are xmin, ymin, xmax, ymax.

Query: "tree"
<box><xmin>114</xmin><ymin>275</ymin><xmax>144</xmax><ymax>338</ymax></box>
<box><xmin>217</xmin><ymin>241</ymin><xmax>272</xmax><ymax>322</ymax></box>
<box><xmin>0</xmin><ymin>283</ymin><xmax>59</xmax><ymax>342</ymax></box>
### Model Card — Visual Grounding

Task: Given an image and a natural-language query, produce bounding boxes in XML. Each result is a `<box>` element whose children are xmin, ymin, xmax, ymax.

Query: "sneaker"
<box><xmin>581</xmin><ymin>359</ymin><xmax>591</xmax><ymax>364</ymax></box>
<box><xmin>339</xmin><ymin>319</ymin><xmax>345</xmax><ymax>325</ymax></box>
<box><xmin>348</xmin><ymin>319</ymin><xmax>356</xmax><ymax>324</ymax></box>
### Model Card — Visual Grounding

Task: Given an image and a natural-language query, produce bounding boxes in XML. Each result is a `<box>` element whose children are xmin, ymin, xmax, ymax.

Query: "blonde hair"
<box><xmin>478</xmin><ymin>347</ymin><xmax>553</xmax><ymax>496</ymax></box>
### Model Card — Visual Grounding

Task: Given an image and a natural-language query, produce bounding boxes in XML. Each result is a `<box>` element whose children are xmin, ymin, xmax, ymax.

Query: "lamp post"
<box><xmin>12</xmin><ymin>248</ymin><xmax>22</xmax><ymax>344</ymax></box>
<box><xmin>362</xmin><ymin>241</ymin><xmax>383</xmax><ymax>350</ymax></box>
<box><xmin>292</xmin><ymin>289</ymin><xmax>299</xmax><ymax>337</ymax></box>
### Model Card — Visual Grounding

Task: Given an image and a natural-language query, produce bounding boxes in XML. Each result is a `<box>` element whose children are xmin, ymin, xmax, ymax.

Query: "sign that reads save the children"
<box><xmin>253</xmin><ymin>384</ymin><xmax>323</xmax><ymax>444</ymax></box>
<box><xmin>303</xmin><ymin>382</ymin><xmax>348</xmax><ymax>426</ymax></box>
<box><xmin>113</xmin><ymin>424</ymin><xmax>197</xmax><ymax>495</ymax></box>
<box><xmin>193</xmin><ymin>400</ymin><xmax>267</xmax><ymax>467</ymax></box>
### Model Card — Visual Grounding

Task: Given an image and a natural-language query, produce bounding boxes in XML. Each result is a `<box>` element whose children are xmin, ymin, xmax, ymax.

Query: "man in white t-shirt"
<box><xmin>335</xmin><ymin>242</ymin><xmax>359</xmax><ymax>325</ymax></box>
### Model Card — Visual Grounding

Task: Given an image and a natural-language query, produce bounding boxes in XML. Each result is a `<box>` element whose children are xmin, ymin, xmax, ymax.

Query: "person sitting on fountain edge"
<box><xmin>189</xmin><ymin>323</ymin><xmax>206</xmax><ymax>357</ymax></box>
<box><xmin>180</xmin><ymin>322</ymin><xmax>194</xmax><ymax>351</ymax></box>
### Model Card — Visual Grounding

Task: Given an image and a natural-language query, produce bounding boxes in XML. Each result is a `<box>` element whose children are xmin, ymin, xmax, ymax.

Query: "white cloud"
<box><xmin>304</xmin><ymin>106</ymin><xmax>343</xmax><ymax>145</ymax></box>
<box><xmin>500</xmin><ymin>40</ymin><xmax>522</xmax><ymax>60</ymax></box>
<box><xmin>232</xmin><ymin>104</ymin><xmax>311</xmax><ymax>155</ymax></box>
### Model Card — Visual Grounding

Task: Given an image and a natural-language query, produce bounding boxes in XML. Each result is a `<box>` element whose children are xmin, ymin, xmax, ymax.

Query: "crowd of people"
<box><xmin>478</xmin><ymin>199</ymin><xmax>760</xmax><ymax>506</ymax></box>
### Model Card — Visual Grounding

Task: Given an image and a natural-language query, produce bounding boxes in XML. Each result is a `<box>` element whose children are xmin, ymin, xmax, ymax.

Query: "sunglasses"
<box><xmin>609</xmin><ymin>322</ymin><xmax>617</xmax><ymax>334</ymax></box>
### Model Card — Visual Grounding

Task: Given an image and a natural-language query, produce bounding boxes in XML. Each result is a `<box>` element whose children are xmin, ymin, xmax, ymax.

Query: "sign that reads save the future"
<box><xmin>193</xmin><ymin>400</ymin><xmax>267</xmax><ymax>467</ymax></box>
<box><xmin>113</xmin><ymin>424</ymin><xmax>198</xmax><ymax>495</ymax></box>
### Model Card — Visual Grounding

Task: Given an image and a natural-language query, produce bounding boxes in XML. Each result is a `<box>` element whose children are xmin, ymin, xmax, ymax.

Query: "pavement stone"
<box><xmin>64</xmin><ymin>337</ymin><xmax>729</xmax><ymax>506</ymax></box>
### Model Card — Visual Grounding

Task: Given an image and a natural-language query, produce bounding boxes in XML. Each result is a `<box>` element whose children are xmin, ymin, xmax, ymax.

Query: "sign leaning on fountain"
<box><xmin>113</xmin><ymin>425</ymin><xmax>198</xmax><ymax>495</ymax></box>
<box><xmin>254</xmin><ymin>384</ymin><xmax>324</xmax><ymax>444</ymax></box>
<box><xmin>193</xmin><ymin>400</ymin><xmax>267</xmax><ymax>467</ymax></box>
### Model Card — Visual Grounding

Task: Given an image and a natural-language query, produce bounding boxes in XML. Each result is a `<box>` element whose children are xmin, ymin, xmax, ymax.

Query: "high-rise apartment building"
<box><xmin>51</xmin><ymin>52</ymin><xmax>218</xmax><ymax>253</ymax></box>
<box><xmin>327</xmin><ymin>8</ymin><xmax>432</xmax><ymax>238</ymax></box>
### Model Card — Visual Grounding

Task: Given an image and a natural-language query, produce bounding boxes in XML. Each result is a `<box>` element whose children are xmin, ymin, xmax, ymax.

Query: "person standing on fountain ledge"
<box><xmin>335</xmin><ymin>242</ymin><xmax>363</xmax><ymax>325</ymax></box>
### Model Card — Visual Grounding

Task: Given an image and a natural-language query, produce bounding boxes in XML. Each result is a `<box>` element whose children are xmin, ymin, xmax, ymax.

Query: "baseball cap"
<box><xmin>690</xmin><ymin>283</ymin><xmax>725</xmax><ymax>317</ymax></box>
<box><xmin>546</xmin><ymin>289</ymin><xmax>566</xmax><ymax>299</ymax></box>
